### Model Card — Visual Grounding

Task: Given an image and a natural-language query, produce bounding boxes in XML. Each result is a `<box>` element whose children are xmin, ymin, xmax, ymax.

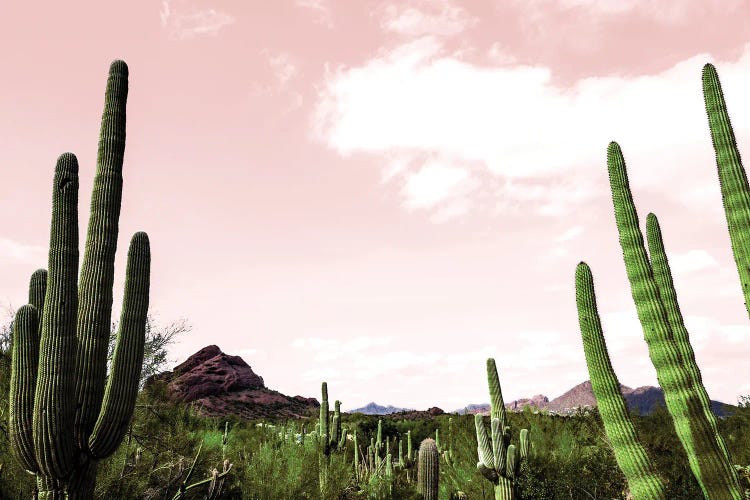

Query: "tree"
<box><xmin>0</xmin><ymin>303</ymin><xmax>15</xmax><ymax>355</ymax></box>
<box><xmin>108</xmin><ymin>311</ymin><xmax>191</xmax><ymax>387</ymax></box>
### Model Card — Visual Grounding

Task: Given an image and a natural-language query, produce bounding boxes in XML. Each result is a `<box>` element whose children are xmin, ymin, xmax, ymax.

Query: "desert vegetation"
<box><xmin>2</xmin><ymin>58</ymin><xmax>750</xmax><ymax>499</ymax></box>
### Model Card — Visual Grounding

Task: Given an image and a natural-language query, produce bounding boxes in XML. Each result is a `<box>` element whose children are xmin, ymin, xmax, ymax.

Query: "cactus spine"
<box><xmin>418</xmin><ymin>438</ymin><xmax>439</xmax><ymax>500</ymax></box>
<box><xmin>7</xmin><ymin>60</ymin><xmax>150</xmax><ymax>499</ymax></box>
<box><xmin>475</xmin><ymin>358</ymin><xmax>528</xmax><ymax>500</ymax></box>
<box><xmin>575</xmin><ymin>63</ymin><xmax>745</xmax><ymax>499</ymax></box>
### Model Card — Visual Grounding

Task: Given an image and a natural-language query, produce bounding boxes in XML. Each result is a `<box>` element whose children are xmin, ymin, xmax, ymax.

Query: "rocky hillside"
<box><xmin>146</xmin><ymin>345</ymin><xmax>319</xmax><ymax>420</ymax></box>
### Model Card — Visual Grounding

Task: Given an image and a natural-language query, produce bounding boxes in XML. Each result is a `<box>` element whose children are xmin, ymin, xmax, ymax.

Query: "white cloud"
<box><xmin>0</xmin><ymin>238</ymin><xmax>46</xmax><ymax>264</ymax></box>
<box><xmin>667</xmin><ymin>249</ymin><xmax>719</xmax><ymax>274</ymax></box>
<box><xmin>555</xmin><ymin>226</ymin><xmax>585</xmax><ymax>242</ymax></box>
<box><xmin>160</xmin><ymin>0</ymin><xmax>234</xmax><ymax>40</ymax></box>
<box><xmin>312</xmin><ymin>39</ymin><xmax>750</xmax><ymax>216</ymax></box>
<box><xmin>521</xmin><ymin>0</ymin><xmax>744</xmax><ymax>24</ymax></box>
<box><xmin>380</xmin><ymin>0</ymin><xmax>476</xmax><ymax>37</ymax></box>
<box><xmin>401</xmin><ymin>162</ymin><xmax>470</xmax><ymax>209</ymax></box>
<box><xmin>266</xmin><ymin>52</ymin><xmax>298</xmax><ymax>86</ymax></box>
<box><xmin>296</xmin><ymin>0</ymin><xmax>334</xmax><ymax>28</ymax></box>
<box><xmin>487</xmin><ymin>42</ymin><xmax>518</xmax><ymax>65</ymax></box>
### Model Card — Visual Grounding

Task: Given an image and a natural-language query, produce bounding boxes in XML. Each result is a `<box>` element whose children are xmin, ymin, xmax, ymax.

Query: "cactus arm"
<box><xmin>74</xmin><ymin>59</ymin><xmax>129</xmax><ymax>450</ymax></box>
<box><xmin>519</xmin><ymin>429</ymin><xmax>529</xmax><ymax>461</ymax></box>
<box><xmin>33</xmin><ymin>152</ymin><xmax>80</xmax><ymax>479</ymax></box>
<box><xmin>646</xmin><ymin>213</ymin><xmax>735</xmax><ymax>473</ymax></box>
<box><xmin>338</xmin><ymin>428</ymin><xmax>347</xmax><ymax>450</ymax></box>
<box><xmin>487</xmin><ymin>359</ymin><xmax>507</xmax><ymax>427</ymax></box>
<box><xmin>608</xmin><ymin>141</ymin><xmax>741</xmax><ymax>498</ymax></box>
<box><xmin>9</xmin><ymin>305</ymin><xmax>40</xmax><ymax>473</ymax></box>
<box><xmin>576</xmin><ymin>261</ymin><xmax>666</xmax><ymax>499</ymax></box>
<box><xmin>474</xmin><ymin>414</ymin><xmax>494</xmax><ymax>470</ymax></box>
<box><xmin>645</xmin><ymin>214</ymin><xmax>705</xmax><ymax>381</ymax></box>
<box><xmin>702</xmin><ymin>63</ymin><xmax>750</xmax><ymax>319</ymax></box>
<box><xmin>89</xmin><ymin>232</ymin><xmax>150</xmax><ymax>458</ymax></box>
<box><xmin>28</xmin><ymin>269</ymin><xmax>47</xmax><ymax>324</ymax></box>
<box><xmin>505</xmin><ymin>445</ymin><xmax>518</xmax><ymax>479</ymax></box>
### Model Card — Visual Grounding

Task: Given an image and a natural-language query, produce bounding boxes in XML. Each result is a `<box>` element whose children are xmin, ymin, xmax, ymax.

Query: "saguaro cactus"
<box><xmin>318</xmin><ymin>382</ymin><xmax>346</xmax><ymax>495</ymax></box>
<box><xmin>475</xmin><ymin>358</ymin><xmax>529</xmax><ymax>500</ymax></box>
<box><xmin>574</xmin><ymin>63</ymin><xmax>744</xmax><ymax>499</ymax></box>
<box><xmin>418</xmin><ymin>438</ymin><xmax>439</xmax><ymax>500</ymax></box>
<box><xmin>7</xmin><ymin>60</ymin><xmax>150</xmax><ymax>499</ymax></box>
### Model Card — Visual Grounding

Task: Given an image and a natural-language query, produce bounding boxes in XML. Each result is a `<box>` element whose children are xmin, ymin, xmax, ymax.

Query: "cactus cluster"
<box><xmin>474</xmin><ymin>358</ymin><xmax>531</xmax><ymax>500</ymax></box>
<box><xmin>171</xmin><ymin>424</ymin><xmax>233</xmax><ymax>500</ymax></box>
<box><xmin>575</xmin><ymin>63</ymin><xmax>746</xmax><ymax>499</ymax></box>
<box><xmin>317</xmin><ymin>381</ymin><xmax>347</xmax><ymax>495</ymax></box>
<box><xmin>318</xmin><ymin>382</ymin><xmax>347</xmax><ymax>456</ymax></box>
<box><xmin>8</xmin><ymin>60</ymin><xmax>150</xmax><ymax>499</ymax></box>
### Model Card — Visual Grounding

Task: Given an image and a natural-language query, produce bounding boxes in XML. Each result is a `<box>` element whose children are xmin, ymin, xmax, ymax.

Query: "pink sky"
<box><xmin>2</xmin><ymin>0</ymin><xmax>750</xmax><ymax>411</ymax></box>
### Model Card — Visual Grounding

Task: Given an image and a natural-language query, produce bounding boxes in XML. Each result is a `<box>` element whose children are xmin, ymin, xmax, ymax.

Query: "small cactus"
<box><xmin>418</xmin><ymin>438</ymin><xmax>439</xmax><ymax>500</ymax></box>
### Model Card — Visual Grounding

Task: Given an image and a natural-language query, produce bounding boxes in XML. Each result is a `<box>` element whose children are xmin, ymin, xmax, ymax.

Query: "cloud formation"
<box><xmin>379</xmin><ymin>0</ymin><xmax>476</xmax><ymax>38</ymax></box>
<box><xmin>160</xmin><ymin>0</ymin><xmax>234</xmax><ymax>40</ymax></box>
<box><xmin>312</xmin><ymin>37</ymin><xmax>750</xmax><ymax>219</ymax></box>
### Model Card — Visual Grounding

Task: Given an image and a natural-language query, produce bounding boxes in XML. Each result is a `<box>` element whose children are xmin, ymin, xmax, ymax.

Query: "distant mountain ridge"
<box><xmin>457</xmin><ymin>380</ymin><xmax>734</xmax><ymax>417</ymax></box>
<box><xmin>349</xmin><ymin>402</ymin><xmax>414</xmax><ymax>415</ymax></box>
<box><xmin>148</xmin><ymin>347</ymin><xmax>735</xmax><ymax>420</ymax></box>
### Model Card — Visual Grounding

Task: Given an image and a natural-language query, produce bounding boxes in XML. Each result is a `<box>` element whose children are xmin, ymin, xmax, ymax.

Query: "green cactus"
<box><xmin>418</xmin><ymin>438</ymin><xmax>439</xmax><ymax>500</ymax></box>
<box><xmin>519</xmin><ymin>428</ymin><xmax>530</xmax><ymax>461</ymax></box>
<box><xmin>574</xmin><ymin>63</ymin><xmax>747</xmax><ymax>499</ymax></box>
<box><xmin>353</xmin><ymin>430</ymin><xmax>360</xmax><ymax>470</ymax></box>
<box><xmin>702</xmin><ymin>64</ymin><xmax>750</xmax><ymax>320</ymax></box>
<box><xmin>7</xmin><ymin>60</ymin><xmax>150</xmax><ymax>499</ymax></box>
<box><xmin>376</xmin><ymin>418</ymin><xmax>383</xmax><ymax>455</ymax></box>
<box><xmin>171</xmin><ymin>441</ymin><xmax>233</xmax><ymax>500</ymax></box>
<box><xmin>443</xmin><ymin>417</ymin><xmax>455</xmax><ymax>464</ymax></box>
<box><xmin>318</xmin><ymin>382</ymin><xmax>346</xmax><ymax>495</ymax></box>
<box><xmin>576</xmin><ymin>263</ymin><xmax>667</xmax><ymax>499</ymax></box>
<box><xmin>475</xmin><ymin>358</ymin><xmax>529</xmax><ymax>500</ymax></box>
<box><xmin>318</xmin><ymin>382</ymin><xmax>345</xmax><ymax>456</ymax></box>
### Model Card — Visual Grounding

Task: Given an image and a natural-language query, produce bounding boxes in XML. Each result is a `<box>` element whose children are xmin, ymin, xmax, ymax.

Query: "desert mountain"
<box><xmin>349</xmin><ymin>402</ymin><xmax>414</xmax><ymax>415</ymax></box>
<box><xmin>146</xmin><ymin>345</ymin><xmax>319</xmax><ymax>420</ymax></box>
<box><xmin>457</xmin><ymin>380</ymin><xmax>734</xmax><ymax>417</ymax></box>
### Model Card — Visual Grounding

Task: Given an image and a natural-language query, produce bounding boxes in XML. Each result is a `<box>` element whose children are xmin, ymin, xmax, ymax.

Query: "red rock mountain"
<box><xmin>147</xmin><ymin>345</ymin><xmax>319</xmax><ymax>420</ymax></box>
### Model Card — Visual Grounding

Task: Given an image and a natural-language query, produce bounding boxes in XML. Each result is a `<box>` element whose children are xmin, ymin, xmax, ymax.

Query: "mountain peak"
<box><xmin>147</xmin><ymin>345</ymin><xmax>318</xmax><ymax>420</ymax></box>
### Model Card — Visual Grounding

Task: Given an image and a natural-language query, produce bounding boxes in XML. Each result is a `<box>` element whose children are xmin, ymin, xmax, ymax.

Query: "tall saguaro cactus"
<box><xmin>7</xmin><ymin>60</ymin><xmax>150</xmax><ymax>499</ymax></box>
<box><xmin>574</xmin><ymin>63</ymin><xmax>745</xmax><ymax>499</ymax></box>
